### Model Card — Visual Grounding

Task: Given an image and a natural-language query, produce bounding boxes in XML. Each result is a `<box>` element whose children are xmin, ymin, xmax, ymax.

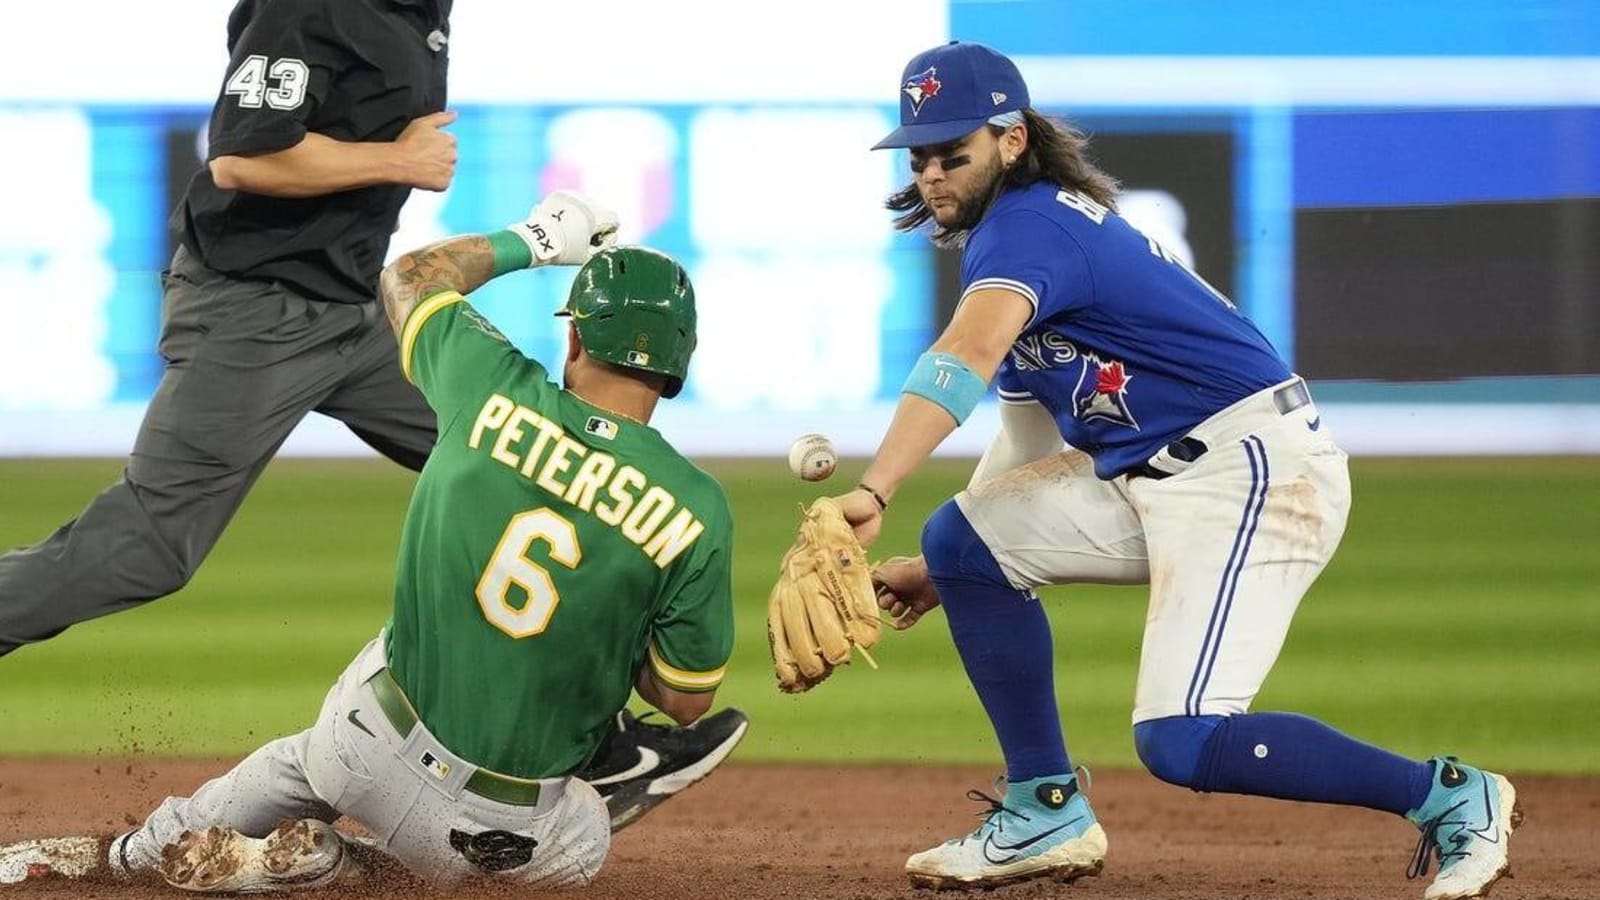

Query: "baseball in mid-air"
<box><xmin>788</xmin><ymin>433</ymin><xmax>838</xmax><ymax>482</ymax></box>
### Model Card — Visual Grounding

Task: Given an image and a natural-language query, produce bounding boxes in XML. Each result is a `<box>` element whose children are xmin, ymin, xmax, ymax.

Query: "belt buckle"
<box><xmin>1273</xmin><ymin>380</ymin><xmax>1310</xmax><ymax>415</ymax></box>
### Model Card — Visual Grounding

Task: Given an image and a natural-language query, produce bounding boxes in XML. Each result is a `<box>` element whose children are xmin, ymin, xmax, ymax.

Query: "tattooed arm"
<box><xmin>377</xmin><ymin>235</ymin><xmax>496</xmax><ymax>338</ymax></box>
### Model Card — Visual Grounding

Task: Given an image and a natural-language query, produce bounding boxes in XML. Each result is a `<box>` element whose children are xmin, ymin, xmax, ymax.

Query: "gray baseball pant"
<box><xmin>115</xmin><ymin>636</ymin><xmax>609</xmax><ymax>885</ymax></box>
<box><xmin>0</xmin><ymin>246</ymin><xmax>437</xmax><ymax>655</ymax></box>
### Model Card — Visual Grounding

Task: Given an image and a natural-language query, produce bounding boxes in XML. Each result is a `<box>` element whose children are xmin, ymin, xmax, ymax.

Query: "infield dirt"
<box><xmin>2</xmin><ymin>759</ymin><xmax>1595</xmax><ymax>899</ymax></box>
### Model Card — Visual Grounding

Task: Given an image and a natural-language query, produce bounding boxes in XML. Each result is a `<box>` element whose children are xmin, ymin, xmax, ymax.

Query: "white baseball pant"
<box><xmin>956</xmin><ymin>378</ymin><xmax>1352</xmax><ymax>723</ymax></box>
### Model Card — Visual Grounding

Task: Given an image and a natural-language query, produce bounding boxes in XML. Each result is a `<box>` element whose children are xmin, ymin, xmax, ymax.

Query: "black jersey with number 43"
<box><xmin>175</xmin><ymin>0</ymin><xmax>452</xmax><ymax>304</ymax></box>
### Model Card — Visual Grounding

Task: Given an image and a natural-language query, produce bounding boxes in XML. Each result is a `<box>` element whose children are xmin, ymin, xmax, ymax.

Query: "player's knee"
<box><xmin>138</xmin><ymin>532</ymin><xmax>200</xmax><ymax>595</ymax></box>
<box><xmin>1133</xmin><ymin>715</ymin><xmax>1224</xmax><ymax>789</ymax></box>
<box><xmin>920</xmin><ymin>500</ymin><xmax>1007</xmax><ymax>588</ymax></box>
<box><xmin>101</xmin><ymin>481</ymin><xmax>203</xmax><ymax>596</ymax></box>
<box><xmin>108</xmin><ymin>522</ymin><xmax>200</xmax><ymax>599</ymax></box>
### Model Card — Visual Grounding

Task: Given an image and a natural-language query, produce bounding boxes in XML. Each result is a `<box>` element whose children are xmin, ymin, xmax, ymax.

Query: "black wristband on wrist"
<box><xmin>857</xmin><ymin>483</ymin><xmax>889</xmax><ymax>511</ymax></box>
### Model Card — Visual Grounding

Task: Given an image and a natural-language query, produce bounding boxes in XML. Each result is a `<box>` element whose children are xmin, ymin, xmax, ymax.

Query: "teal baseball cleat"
<box><xmin>1406</xmin><ymin>758</ymin><xmax>1523</xmax><ymax>900</ymax></box>
<box><xmin>905</xmin><ymin>772</ymin><xmax>1107</xmax><ymax>890</ymax></box>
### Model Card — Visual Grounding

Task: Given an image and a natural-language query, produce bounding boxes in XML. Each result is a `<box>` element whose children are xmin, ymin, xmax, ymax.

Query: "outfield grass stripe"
<box><xmin>1</xmin><ymin>457</ymin><xmax>1595</xmax><ymax>773</ymax></box>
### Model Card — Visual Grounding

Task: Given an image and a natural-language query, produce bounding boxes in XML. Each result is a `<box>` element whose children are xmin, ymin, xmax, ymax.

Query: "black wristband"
<box><xmin>857</xmin><ymin>483</ymin><xmax>889</xmax><ymax>511</ymax></box>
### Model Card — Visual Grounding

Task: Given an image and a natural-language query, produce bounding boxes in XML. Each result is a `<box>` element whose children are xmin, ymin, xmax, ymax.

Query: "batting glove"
<box><xmin>507</xmin><ymin>190</ymin><xmax>620</xmax><ymax>267</ymax></box>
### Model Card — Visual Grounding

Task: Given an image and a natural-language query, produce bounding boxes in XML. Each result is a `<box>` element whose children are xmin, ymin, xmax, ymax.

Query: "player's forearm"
<box><xmin>210</xmin><ymin>132</ymin><xmax>406</xmax><ymax>198</ymax></box>
<box><xmin>378</xmin><ymin>235</ymin><xmax>496</xmax><ymax>336</ymax></box>
<box><xmin>634</xmin><ymin>667</ymin><xmax>714</xmax><ymax>726</ymax></box>
<box><xmin>861</xmin><ymin>310</ymin><xmax>1016</xmax><ymax>500</ymax></box>
<box><xmin>859</xmin><ymin>396</ymin><xmax>960</xmax><ymax>503</ymax></box>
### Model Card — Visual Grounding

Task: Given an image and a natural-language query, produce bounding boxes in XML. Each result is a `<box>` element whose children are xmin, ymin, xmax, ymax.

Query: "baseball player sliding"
<box><xmin>0</xmin><ymin>191</ymin><xmax>738</xmax><ymax>890</ymax></box>
<box><xmin>817</xmin><ymin>41</ymin><xmax>1516</xmax><ymax>900</ymax></box>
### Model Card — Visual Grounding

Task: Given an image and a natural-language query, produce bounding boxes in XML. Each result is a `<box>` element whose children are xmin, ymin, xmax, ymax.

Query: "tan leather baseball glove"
<box><xmin>767</xmin><ymin>497</ymin><xmax>882</xmax><ymax>693</ymax></box>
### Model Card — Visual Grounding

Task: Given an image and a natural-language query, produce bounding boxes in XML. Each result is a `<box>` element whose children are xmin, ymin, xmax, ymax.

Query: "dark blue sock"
<box><xmin>922</xmin><ymin>501</ymin><xmax>1070</xmax><ymax>782</ymax></box>
<box><xmin>1190</xmin><ymin>712</ymin><xmax>1434</xmax><ymax>815</ymax></box>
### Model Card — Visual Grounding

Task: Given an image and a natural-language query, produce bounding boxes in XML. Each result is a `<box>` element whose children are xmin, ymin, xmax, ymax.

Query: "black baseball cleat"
<box><xmin>579</xmin><ymin>708</ymin><xmax>749</xmax><ymax>833</ymax></box>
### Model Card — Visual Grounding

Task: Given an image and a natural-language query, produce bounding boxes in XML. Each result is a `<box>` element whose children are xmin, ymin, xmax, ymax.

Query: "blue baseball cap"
<box><xmin>872</xmin><ymin>41</ymin><xmax>1030</xmax><ymax>150</ymax></box>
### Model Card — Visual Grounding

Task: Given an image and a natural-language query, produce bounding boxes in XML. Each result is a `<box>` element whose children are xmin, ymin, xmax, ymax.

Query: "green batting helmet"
<box><xmin>557</xmin><ymin>246</ymin><xmax>697</xmax><ymax>398</ymax></box>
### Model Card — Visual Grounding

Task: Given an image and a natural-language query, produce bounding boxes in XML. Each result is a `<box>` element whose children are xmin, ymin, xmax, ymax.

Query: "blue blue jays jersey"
<box><xmin>967</xmin><ymin>181</ymin><xmax>1291</xmax><ymax>479</ymax></box>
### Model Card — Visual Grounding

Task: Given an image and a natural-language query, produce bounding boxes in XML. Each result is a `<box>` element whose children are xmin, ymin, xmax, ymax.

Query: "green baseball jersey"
<box><xmin>386</xmin><ymin>290</ymin><xmax>735</xmax><ymax>779</ymax></box>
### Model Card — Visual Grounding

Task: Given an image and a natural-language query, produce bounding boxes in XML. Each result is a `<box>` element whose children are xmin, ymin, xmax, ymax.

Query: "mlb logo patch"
<box><xmin>626</xmin><ymin>350</ymin><xmax>650</xmax><ymax>366</ymax></box>
<box><xmin>585</xmin><ymin>416</ymin><xmax>618</xmax><ymax>440</ymax></box>
<box><xmin>420</xmin><ymin>751</ymin><xmax>451</xmax><ymax>781</ymax></box>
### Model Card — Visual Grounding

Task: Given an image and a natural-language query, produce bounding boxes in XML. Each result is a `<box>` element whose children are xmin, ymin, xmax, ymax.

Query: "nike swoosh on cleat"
<box><xmin>980</xmin><ymin>817</ymin><xmax>1083</xmax><ymax>865</ymax></box>
<box><xmin>1307</xmin><ymin>416</ymin><xmax>1322</xmax><ymax>431</ymax></box>
<box><xmin>347</xmin><ymin>709</ymin><xmax>375</xmax><ymax>738</ymax></box>
<box><xmin>585</xmin><ymin>747</ymin><xmax>662</xmax><ymax>787</ymax></box>
<box><xmin>1463</xmin><ymin>781</ymin><xmax>1502</xmax><ymax>844</ymax></box>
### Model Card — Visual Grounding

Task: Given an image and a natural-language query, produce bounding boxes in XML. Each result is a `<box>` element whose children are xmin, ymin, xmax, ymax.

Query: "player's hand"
<box><xmin>834</xmin><ymin>488</ymin><xmax>884</xmax><ymax>549</ymax></box>
<box><xmin>394</xmin><ymin>111</ymin><xmax>458</xmax><ymax>191</ymax></box>
<box><xmin>508</xmin><ymin>190</ymin><xmax>621</xmax><ymax>267</ymax></box>
<box><xmin>872</xmin><ymin>555</ymin><xmax>940</xmax><ymax>630</ymax></box>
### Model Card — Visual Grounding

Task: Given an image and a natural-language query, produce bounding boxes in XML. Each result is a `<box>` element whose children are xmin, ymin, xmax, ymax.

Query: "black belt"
<box><xmin>1133</xmin><ymin>380</ymin><xmax>1311</xmax><ymax>481</ymax></box>
<box><xmin>365</xmin><ymin>668</ymin><xmax>545</xmax><ymax>806</ymax></box>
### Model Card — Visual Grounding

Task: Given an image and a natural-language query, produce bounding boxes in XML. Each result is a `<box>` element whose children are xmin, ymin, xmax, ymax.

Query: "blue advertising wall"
<box><xmin>1</xmin><ymin>0</ymin><xmax>1596</xmax><ymax>456</ymax></box>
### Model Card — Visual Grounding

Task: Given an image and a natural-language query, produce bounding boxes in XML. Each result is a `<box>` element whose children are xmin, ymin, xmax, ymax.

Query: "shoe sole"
<box><xmin>608</xmin><ymin>716</ymin><xmax>750</xmax><ymax>833</ymax></box>
<box><xmin>161</xmin><ymin>820</ymin><xmax>345</xmax><ymax>894</ymax></box>
<box><xmin>906</xmin><ymin>823</ymin><xmax>1108</xmax><ymax>891</ymax></box>
<box><xmin>1426</xmin><ymin>774</ymin><xmax>1524</xmax><ymax>900</ymax></box>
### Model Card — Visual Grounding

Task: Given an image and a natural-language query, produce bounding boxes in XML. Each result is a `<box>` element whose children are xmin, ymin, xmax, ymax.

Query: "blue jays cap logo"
<box><xmin>901</xmin><ymin>67</ymin><xmax>943</xmax><ymax>117</ymax></box>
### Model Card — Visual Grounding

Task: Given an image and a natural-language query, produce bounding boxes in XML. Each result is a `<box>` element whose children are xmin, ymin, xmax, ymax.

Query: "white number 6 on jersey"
<box><xmin>224</xmin><ymin>55</ymin><xmax>310</xmax><ymax>110</ymax></box>
<box><xmin>477</xmin><ymin>509</ymin><xmax>583</xmax><ymax>639</ymax></box>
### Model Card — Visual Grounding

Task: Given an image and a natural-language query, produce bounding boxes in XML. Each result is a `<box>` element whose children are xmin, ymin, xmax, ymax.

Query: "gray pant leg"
<box><xmin>0</xmin><ymin>249</ymin><xmax>364</xmax><ymax>655</ymax></box>
<box><xmin>316</xmin><ymin>302</ymin><xmax>437</xmax><ymax>472</ymax></box>
<box><xmin>119</xmin><ymin>728</ymin><xmax>341</xmax><ymax>871</ymax></box>
<box><xmin>119</xmin><ymin>639</ymin><xmax>383</xmax><ymax>873</ymax></box>
<box><xmin>119</xmin><ymin>638</ymin><xmax>609</xmax><ymax>885</ymax></box>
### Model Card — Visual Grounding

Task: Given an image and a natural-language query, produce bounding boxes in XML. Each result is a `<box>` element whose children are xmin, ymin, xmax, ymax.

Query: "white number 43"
<box><xmin>224</xmin><ymin>55</ymin><xmax>309</xmax><ymax>110</ymax></box>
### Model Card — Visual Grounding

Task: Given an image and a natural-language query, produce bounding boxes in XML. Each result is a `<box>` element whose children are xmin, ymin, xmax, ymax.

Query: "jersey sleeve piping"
<box><xmin>997</xmin><ymin>388</ymin><xmax>1037</xmax><ymax>405</ymax></box>
<box><xmin>962</xmin><ymin>278</ymin><xmax>1040</xmax><ymax>328</ymax></box>
<box><xmin>399</xmin><ymin>291</ymin><xmax>465</xmax><ymax>384</ymax></box>
<box><xmin>647</xmin><ymin>641</ymin><xmax>726</xmax><ymax>693</ymax></box>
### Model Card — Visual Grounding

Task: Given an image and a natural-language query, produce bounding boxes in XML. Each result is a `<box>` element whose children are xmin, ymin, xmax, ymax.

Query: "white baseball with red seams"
<box><xmin>788</xmin><ymin>434</ymin><xmax>838</xmax><ymax>482</ymax></box>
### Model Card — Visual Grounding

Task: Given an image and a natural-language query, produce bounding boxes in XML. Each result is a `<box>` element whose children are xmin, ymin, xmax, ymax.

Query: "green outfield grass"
<box><xmin>1</xmin><ymin>457</ymin><xmax>1597</xmax><ymax>773</ymax></box>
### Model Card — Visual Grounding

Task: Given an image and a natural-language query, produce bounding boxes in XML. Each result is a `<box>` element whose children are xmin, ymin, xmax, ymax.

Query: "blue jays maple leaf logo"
<box><xmin>902</xmin><ymin>67</ymin><xmax>942</xmax><ymax>117</ymax></box>
<box><xmin>1074</xmin><ymin>356</ymin><xmax>1140</xmax><ymax>430</ymax></box>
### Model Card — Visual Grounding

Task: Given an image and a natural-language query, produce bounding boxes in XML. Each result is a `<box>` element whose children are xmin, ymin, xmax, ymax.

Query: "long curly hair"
<box><xmin>886</xmin><ymin>109</ymin><xmax>1120</xmax><ymax>247</ymax></box>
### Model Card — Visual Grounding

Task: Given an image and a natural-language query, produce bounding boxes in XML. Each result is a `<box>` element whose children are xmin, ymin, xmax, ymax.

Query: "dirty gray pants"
<box><xmin>116</xmin><ymin>636</ymin><xmax>609</xmax><ymax>886</ymax></box>
<box><xmin>0</xmin><ymin>247</ymin><xmax>437</xmax><ymax>655</ymax></box>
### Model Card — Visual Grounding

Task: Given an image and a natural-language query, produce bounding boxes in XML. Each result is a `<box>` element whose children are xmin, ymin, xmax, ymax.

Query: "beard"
<box><xmin>923</xmin><ymin>153</ymin><xmax>1006</xmax><ymax>246</ymax></box>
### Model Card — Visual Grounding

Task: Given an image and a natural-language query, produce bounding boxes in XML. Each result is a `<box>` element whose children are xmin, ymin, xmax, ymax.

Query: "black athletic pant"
<box><xmin>0</xmin><ymin>246</ymin><xmax>437</xmax><ymax>654</ymax></box>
